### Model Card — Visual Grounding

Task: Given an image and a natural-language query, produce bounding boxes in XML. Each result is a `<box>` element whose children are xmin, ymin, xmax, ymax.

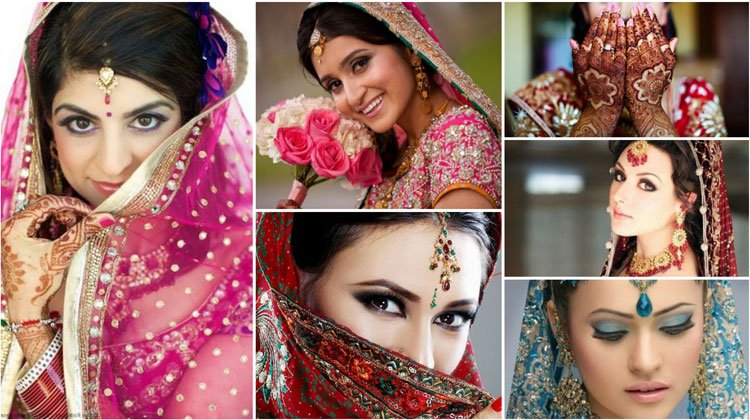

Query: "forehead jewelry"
<box><xmin>429</xmin><ymin>213</ymin><xmax>461</xmax><ymax>309</ymax></box>
<box><xmin>630</xmin><ymin>280</ymin><xmax>657</xmax><ymax>317</ymax></box>
<box><xmin>626</xmin><ymin>140</ymin><xmax>649</xmax><ymax>166</ymax></box>
<box><xmin>309</xmin><ymin>26</ymin><xmax>326</xmax><ymax>64</ymax></box>
<box><xmin>96</xmin><ymin>61</ymin><xmax>118</xmax><ymax>105</ymax></box>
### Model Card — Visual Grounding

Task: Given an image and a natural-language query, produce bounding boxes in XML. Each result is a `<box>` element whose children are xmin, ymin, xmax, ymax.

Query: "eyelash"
<box><xmin>57</xmin><ymin>113</ymin><xmax>168</xmax><ymax>136</ymax></box>
<box><xmin>352</xmin><ymin>290</ymin><xmax>476</xmax><ymax>331</ymax></box>
<box><xmin>592</xmin><ymin>315</ymin><xmax>695</xmax><ymax>342</ymax></box>
<box><xmin>613</xmin><ymin>169</ymin><xmax>657</xmax><ymax>192</ymax></box>
<box><xmin>324</xmin><ymin>56</ymin><xmax>371</xmax><ymax>93</ymax></box>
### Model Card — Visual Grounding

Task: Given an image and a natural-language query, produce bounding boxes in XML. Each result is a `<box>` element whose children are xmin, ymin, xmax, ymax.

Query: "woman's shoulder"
<box><xmin>509</xmin><ymin>68</ymin><xmax>583</xmax><ymax>102</ymax></box>
<box><xmin>507</xmin><ymin>68</ymin><xmax>586</xmax><ymax>137</ymax></box>
<box><xmin>431</xmin><ymin>104</ymin><xmax>498</xmax><ymax>141</ymax></box>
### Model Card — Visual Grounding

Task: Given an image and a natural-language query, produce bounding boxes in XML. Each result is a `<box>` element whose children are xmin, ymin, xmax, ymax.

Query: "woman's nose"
<box><xmin>95</xmin><ymin>129</ymin><xmax>133</xmax><ymax>178</ymax></box>
<box><xmin>628</xmin><ymin>332</ymin><xmax>663</xmax><ymax>376</ymax></box>
<box><xmin>399</xmin><ymin>322</ymin><xmax>435</xmax><ymax>369</ymax></box>
<box><xmin>344</xmin><ymin>82</ymin><xmax>366</xmax><ymax>112</ymax></box>
<box><xmin>612</xmin><ymin>183</ymin><xmax>631</xmax><ymax>207</ymax></box>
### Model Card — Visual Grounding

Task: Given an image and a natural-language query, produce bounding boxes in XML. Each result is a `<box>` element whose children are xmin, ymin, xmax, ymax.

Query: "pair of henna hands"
<box><xmin>1</xmin><ymin>195</ymin><xmax>113</xmax><ymax>363</ymax></box>
<box><xmin>571</xmin><ymin>3</ymin><xmax>678</xmax><ymax>137</ymax></box>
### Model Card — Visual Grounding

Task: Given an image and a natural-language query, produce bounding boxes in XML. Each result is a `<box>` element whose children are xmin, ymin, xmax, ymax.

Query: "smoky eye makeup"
<box><xmin>591</xmin><ymin>320</ymin><xmax>629</xmax><ymax>342</ymax></box>
<box><xmin>352</xmin><ymin>290</ymin><xmax>406</xmax><ymax>317</ymax></box>
<box><xmin>638</xmin><ymin>178</ymin><xmax>657</xmax><ymax>192</ymax></box>
<box><xmin>658</xmin><ymin>313</ymin><xmax>695</xmax><ymax>336</ymax></box>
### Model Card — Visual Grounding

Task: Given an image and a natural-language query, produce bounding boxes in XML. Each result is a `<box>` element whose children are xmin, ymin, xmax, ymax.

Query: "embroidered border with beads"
<box><xmin>81</xmin><ymin>117</ymin><xmax>207</xmax><ymax>416</ymax></box>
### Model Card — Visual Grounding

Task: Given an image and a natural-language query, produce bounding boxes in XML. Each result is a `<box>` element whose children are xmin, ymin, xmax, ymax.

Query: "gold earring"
<box><xmin>551</xmin><ymin>310</ymin><xmax>594</xmax><ymax>418</ymax></box>
<box><xmin>410</xmin><ymin>53</ymin><xmax>431</xmax><ymax>114</ymax></box>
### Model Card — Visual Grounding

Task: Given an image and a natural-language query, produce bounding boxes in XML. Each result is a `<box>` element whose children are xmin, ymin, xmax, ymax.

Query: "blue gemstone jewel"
<box><xmin>637</xmin><ymin>292</ymin><xmax>653</xmax><ymax>317</ymax></box>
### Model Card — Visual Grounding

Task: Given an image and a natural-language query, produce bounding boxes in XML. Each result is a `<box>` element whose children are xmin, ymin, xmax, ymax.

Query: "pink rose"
<box><xmin>311</xmin><ymin>139</ymin><xmax>350</xmax><ymax>179</ymax></box>
<box><xmin>274</xmin><ymin>126</ymin><xmax>313</xmax><ymax>165</ymax></box>
<box><xmin>305</xmin><ymin>109</ymin><xmax>339</xmax><ymax>139</ymax></box>
<box><xmin>346</xmin><ymin>148</ymin><xmax>383</xmax><ymax>187</ymax></box>
<box><xmin>267</xmin><ymin>99</ymin><xmax>287</xmax><ymax>123</ymax></box>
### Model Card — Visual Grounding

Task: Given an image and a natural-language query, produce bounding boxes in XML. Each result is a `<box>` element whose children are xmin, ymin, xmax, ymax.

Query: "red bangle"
<box><xmin>5</xmin><ymin>317</ymin><xmax>59</xmax><ymax>333</ymax></box>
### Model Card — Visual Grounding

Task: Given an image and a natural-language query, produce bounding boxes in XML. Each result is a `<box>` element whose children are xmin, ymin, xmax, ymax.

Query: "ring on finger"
<box><xmin>603</xmin><ymin>44</ymin><xmax>614</xmax><ymax>51</ymax></box>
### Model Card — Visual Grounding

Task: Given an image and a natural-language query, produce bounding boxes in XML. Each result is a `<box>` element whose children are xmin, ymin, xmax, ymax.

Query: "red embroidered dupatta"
<box><xmin>255</xmin><ymin>213</ymin><xmax>493</xmax><ymax>418</ymax></box>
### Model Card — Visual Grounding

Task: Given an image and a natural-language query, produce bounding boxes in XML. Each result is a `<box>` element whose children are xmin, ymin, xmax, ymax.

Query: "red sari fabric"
<box><xmin>255</xmin><ymin>213</ymin><xmax>493</xmax><ymax>418</ymax></box>
<box><xmin>509</xmin><ymin>68</ymin><xmax>728</xmax><ymax>137</ymax></box>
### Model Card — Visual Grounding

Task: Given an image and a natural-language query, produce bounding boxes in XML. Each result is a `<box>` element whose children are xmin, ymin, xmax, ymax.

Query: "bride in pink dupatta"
<box><xmin>295</xmin><ymin>3</ymin><xmax>502</xmax><ymax>209</ymax></box>
<box><xmin>0</xmin><ymin>3</ymin><xmax>253</xmax><ymax>418</ymax></box>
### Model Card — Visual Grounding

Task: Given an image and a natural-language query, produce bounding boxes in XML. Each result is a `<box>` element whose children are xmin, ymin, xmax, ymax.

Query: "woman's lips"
<box><xmin>612</xmin><ymin>208</ymin><xmax>632</xmax><ymax>220</ymax></box>
<box><xmin>92</xmin><ymin>180</ymin><xmax>123</xmax><ymax>196</ymax></box>
<box><xmin>625</xmin><ymin>382</ymin><xmax>669</xmax><ymax>403</ymax></box>
<box><xmin>359</xmin><ymin>94</ymin><xmax>384</xmax><ymax>119</ymax></box>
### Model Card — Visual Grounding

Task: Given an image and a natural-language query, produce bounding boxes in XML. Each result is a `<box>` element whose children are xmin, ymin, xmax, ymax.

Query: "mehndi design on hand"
<box><xmin>625</xmin><ymin>3</ymin><xmax>678</xmax><ymax>136</ymax></box>
<box><xmin>571</xmin><ymin>3</ymin><xmax>626</xmax><ymax>136</ymax></box>
<box><xmin>1</xmin><ymin>195</ymin><xmax>112</xmax><ymax>311</ymax></box>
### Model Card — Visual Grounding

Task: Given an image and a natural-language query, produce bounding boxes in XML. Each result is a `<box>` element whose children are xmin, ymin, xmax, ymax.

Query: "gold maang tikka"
<box><xmin>429</xmin><ymin>213</ymin><xmax>461</xmax><ymax>308</ymax></box>
<box><xmin>626</xmin><ymin>140</ymin><xmax>649</xmax><ymax>166</ymax></box>
<box><xmin>96</xmin><ymin>60</ymin><xmax>118</xmax><ymax>105</ymax></box>
<box><xmin>309</xmin><ymin>26</ymin><xmax>326</xmax><ymax>64</ymax></box>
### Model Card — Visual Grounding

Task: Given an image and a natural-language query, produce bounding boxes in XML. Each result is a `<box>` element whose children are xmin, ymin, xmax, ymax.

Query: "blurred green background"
<box><xmin>256</xmin><ymin>3</ymin><xmax>501</xmax><ymax>208</ymax></box>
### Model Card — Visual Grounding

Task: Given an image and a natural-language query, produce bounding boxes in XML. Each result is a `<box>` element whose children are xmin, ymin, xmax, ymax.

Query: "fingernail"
<box><xmin>613</xmin><ymin>3</ymin><xmax>620</xmax><ymax>12</ymax></box>
<box><xmin>618</xmin><ymin>18</ymin><xmax>625</xmax><ymax>26</ymax></box>
<box><xmin>569</xmin><ymin>39</ymin><xmax>578</xmax><ymax>50</ymax></box>
<box><xmin>491</xmin><ymin>398</ymin><xmax>502</xmax><ymax>412</ymax></box>
<box><xmin>627</xmin><ymin>18</ymin><xmax>634</xmax><ymax>27</ymax></box>
<box><xmin>99</xmin><ymin>216</ymin><xmax>115</xmax><ymax>228</ymax></box>
<box><xmin>647</xmin><ymin>5</ymin><xmax>655</xmax><ymax>16</ymax></box>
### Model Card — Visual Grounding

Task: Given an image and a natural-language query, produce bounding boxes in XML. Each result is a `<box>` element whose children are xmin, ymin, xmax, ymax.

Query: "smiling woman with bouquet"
<box><xmin>258</xmin><ymin>3</ymin><xmax>502</xmax><ymax>209</ymax></box>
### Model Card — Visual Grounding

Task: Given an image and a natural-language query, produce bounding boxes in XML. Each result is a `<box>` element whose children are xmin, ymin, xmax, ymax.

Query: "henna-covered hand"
<box><xmin>14</xmin><ymin>324</ymin><xmax>55</xmax><ymax>365</ymax></box>
<box><xmin>571</xmin><ymin>3</ymin><xmax>626</xmax><ymax>136</ymax></box>
<box><xmin>1</xmin><ymin>195</ymin><xmax>113</xmax><ymax>322</ymax></box>
<box><xmin>625</xmin><ymin>3</ymin><xmax>678</xmax><ymax>136</ymax></box>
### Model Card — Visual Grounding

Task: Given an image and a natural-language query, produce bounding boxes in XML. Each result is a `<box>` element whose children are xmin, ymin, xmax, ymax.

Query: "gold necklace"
<box><xmin>374</xmin><ymin>100</ymin><xmax>450</xmax><ymax>209</ymax></box>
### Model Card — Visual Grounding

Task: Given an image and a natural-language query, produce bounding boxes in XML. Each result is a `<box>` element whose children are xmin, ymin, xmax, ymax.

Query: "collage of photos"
<box><xmin>0</xmin><ymin>2</ymin><xmax>747</xmax><ymax>420</ymax></box>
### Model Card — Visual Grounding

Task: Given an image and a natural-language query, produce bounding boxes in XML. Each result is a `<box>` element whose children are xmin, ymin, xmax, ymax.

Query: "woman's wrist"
<box><xmin>14</xmin><ymin>324</ymin><xmax>55</xmax><ymax>365</ymax></box>
<box><xmin>8</xmin><ymin>304</ymin><xmax>47</xmax><ymax>324</ymax></box>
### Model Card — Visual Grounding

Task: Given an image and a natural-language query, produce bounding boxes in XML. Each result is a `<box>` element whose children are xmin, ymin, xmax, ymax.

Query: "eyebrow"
<box><xmin>653</xmin><ymin>302</ymin><xmax>695</xmax><ymax>317</ymax></box>
<box><xmin>319</xmin><ymin>48</ymin><xmax>369</xmax><ymax>86</ymax></box>
<box><xmin>53</xmin><ymin>104</ymin><xmax>98</xmax><ymax>120</ymax></box>
<box><xmin>354</xmin><ymin>279</ymin><xmax>420</xmax><ymax>302</ymax></box>
<box><xmin>589</xmin><ymin>302</ymin><xmax>695</xmax><ymax>319</ymax></box>
<box><xmin>122</xmin><ymin>100</ymin><xmax>174</xmax><ymax>119</ymax></box>
<box><xmin>443</xmin><ymin>298</ymin><xmax>479</xmax><ymax>310</ymax></box>
<box><xmin>615</xmin><ymin>161</ymin><xmax>663</xmax><ymax>183</ymax></box>
<box><xmin>52</xmin><ymin>100</ymin><xmax>174</xmax><ymax>120</ymax></box>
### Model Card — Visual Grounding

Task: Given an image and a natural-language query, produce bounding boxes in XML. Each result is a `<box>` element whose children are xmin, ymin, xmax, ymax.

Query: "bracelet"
<box><xmin>2</xmin><ymin>317</ymin><xmax>60</xmax><ymax>333</ymax></box>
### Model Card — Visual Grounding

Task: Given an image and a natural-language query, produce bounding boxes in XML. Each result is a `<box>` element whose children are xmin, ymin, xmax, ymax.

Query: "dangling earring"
<box><xmin>669</xmin><ymin>205</ymin><xmax>689</xmax><ymax>270</ymax></box>
<box><xmin>410</xmin><ymin>53</ymin><xmax>432</xmax><ymax>114</ymax></box>
<box><xmin>50</xmin><ymin>142</ymin><xmax>64</xmax><ymax>194</ymax></box>
<box><xmin>550</xmin><ymin>310</ymin><xmax>593</xmax><ymax>418</ymax></box>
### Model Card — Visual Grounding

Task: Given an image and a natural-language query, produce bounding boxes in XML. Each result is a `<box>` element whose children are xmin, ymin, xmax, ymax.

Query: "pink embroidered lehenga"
<box><xmin>0</xmin><ymin>3</ymin><xmax>253</xmax><ymax>418</ymax></box>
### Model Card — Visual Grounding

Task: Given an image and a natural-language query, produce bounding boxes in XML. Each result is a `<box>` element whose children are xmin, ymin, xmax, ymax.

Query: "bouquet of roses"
<box><xmin>256</xmin><ymin>95</ymin><xmax>382</xmax><ymax>207</ymax></box>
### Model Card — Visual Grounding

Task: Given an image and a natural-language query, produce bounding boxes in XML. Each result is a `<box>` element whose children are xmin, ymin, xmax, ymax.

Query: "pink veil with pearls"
<box><xmin>1</xmin><ymin>3</ymin><xmax>253</xmax><ymax>417</ymax></box>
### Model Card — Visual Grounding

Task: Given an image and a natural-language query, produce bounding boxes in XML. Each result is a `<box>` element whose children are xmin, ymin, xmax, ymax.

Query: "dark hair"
<box><xmin>609</xmin><ymin>141</ymin><xmax>702</xmax><ymax>273</ymax></box>
<box><xmin>290</xmin><ymin>213</ymin><xmax>500</xmax><ymax>303</ymax></box>
<box><xmin>32</xmin><ymin>3</ymin><xmax>205</xmax><ymax>192</ymax></box>
<box><xmin>571</xmin><ymin>3</ymin><xmax>677</xmax><ymax>45</ymax></box>
<box><xmin>297</xmin><ymin>3</ymin><xmax>431</xmax><ymax>170</ymax></box>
